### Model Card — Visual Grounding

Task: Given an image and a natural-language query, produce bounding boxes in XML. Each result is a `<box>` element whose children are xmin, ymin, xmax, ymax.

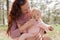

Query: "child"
<box><xmin>19</xmin><ymin>9</ymin><xmax>54</xmax><ymax>40</ymax></box>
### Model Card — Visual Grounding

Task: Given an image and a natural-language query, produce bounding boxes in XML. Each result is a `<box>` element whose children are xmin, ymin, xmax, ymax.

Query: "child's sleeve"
<box><xmin>39</xmin><ymin>19</ymin><xmax>51</xmax><ymax>31</ymax></box>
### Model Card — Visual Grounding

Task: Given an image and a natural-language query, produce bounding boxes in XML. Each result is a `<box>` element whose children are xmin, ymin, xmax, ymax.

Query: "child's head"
<box><xmin>31</xmin><ymin>9</ymin><xmax>42</xmax><ymax>21</ymax></box>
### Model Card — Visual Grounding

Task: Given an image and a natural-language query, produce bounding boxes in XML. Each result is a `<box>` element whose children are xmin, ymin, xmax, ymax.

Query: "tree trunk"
<box><xmin>6</xmin><ymin>0</ymin><xmax>9</xmax><ymax>25</ymax></box>
<box><xmin>6</xmin><ymin>0</ymin><xmax>9</xmax><ymax>14</ymax></box>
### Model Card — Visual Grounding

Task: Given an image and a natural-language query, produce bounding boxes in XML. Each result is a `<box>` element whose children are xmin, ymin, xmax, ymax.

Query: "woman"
<box><xmin>7</xmin><ymin>0</ymin><xmax>53</xmax><ymax>40</ymax></box>
<box><xmin>7</xmin><ymin>0</ymin><xmax>40</xmax><ymax>40</ymax></box>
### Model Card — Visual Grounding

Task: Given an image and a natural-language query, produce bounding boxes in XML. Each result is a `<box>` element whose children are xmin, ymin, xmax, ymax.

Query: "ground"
<box><xmin>0</xmin><ymin>24</ymin><xmax>60</xmax><ymax>40</ymax></box>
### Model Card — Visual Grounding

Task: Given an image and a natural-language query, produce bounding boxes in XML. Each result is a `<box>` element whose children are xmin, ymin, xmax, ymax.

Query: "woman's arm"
<box><xmin>17</xmin><ymin>18</ymin><xmax>36</xmax><ymax>32</ymax></box>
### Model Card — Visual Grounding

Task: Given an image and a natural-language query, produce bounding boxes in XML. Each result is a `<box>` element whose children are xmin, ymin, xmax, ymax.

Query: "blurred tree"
<box><xmin>6</xmin><ymin>0</ymin><xmax>9</xmax><ymax>15</ymax></box>
<box><xmin>0</xmin><ymin>0</ymin><xmax>4</xmax><ymax>25</ymax></box>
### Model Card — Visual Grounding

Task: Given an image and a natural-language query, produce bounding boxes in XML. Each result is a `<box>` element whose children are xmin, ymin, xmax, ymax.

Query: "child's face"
<box><xmin>33</xmin><ymin>12</ymin><xmax>40</xmax><ymax>20</ymax></box>
<box><xmin>32</xmin><ymin>10</ymin><xmax>41</xmax><ymax>20</ymax></box>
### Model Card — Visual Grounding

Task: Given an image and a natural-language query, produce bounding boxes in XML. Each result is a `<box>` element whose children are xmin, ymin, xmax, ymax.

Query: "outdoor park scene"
<box><xmin>0</xmin><ymin>0</ymin><xmax>60</xmax><ymax>40</ymax></box>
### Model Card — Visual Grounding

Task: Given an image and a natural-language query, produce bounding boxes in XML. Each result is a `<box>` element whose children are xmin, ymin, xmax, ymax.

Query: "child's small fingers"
<box><xmin>48</xmin><ymin>26</ymin><xmax>54</xmax><ymax>31</ymax></box>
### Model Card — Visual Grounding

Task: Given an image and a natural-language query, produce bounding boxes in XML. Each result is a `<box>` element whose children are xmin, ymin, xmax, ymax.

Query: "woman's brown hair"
<box><xmin>7</xmin><ymin>0</ymin><xmax>27</xmax><ymax>35</ymax></box>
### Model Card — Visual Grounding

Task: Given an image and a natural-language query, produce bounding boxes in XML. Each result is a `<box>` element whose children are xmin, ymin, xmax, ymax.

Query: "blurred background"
<box><xmin>0</xmin><ymin>0</ymin><xmax>60</xmax><ymax>40</ymax></box>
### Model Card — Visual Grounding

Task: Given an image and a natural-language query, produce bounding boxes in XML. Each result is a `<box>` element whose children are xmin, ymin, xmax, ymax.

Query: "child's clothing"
<box><xmin>19</xmin><ymin>19</ymin><xmax>50</xmax><ymax>40</ymax></box>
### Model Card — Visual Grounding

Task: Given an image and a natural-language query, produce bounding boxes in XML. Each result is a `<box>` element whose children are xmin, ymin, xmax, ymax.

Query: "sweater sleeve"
<box><xmin>10</xmin><ymin>20</ymin><xmax>21</xmax><ymax>38</ymax></box>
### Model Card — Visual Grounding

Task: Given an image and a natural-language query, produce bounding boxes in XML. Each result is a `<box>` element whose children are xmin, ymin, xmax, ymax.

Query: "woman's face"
<box><xmin>21</xmin><ymin>2</ymin><xmax>31</xmax><ymax>14</ymax></box>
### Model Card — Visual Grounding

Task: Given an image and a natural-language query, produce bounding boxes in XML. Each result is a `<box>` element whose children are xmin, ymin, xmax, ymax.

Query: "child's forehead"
<box><xmin>33</xmin><ymin>10</ymin><xmax>40</xmax><ymax>15</ymax></box>
<box><xmin>32</xmin><ymin>9</ymin><xmax>41</xmax><ymax>16</ymax></box>
<box><xmin>32</xmin><ymin>9</ymin><xmax>38</xmax><ymax>12</ymax></box>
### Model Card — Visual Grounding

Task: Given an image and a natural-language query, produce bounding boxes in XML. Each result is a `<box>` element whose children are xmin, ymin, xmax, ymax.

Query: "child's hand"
<box><xmin>48</xmin><ymin>26</ymin><xmax>54</xmax><ymax>31</ymax></box>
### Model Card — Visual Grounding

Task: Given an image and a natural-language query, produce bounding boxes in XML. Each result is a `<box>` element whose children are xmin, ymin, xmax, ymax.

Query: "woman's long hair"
<box><xmin>7</xmin><ymin>0</ymin><xmax>27</xmax><ymax>34</ymax></box>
